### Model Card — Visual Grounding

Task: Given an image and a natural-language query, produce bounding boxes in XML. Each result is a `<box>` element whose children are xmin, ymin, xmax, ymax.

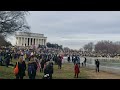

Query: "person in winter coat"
<box><xmin>84</xmin><ymin>57</ymin><xmax>87</xmax><ymax>66</ymax></box>
<box><xmin>5</xmin><ymin>53</ymin><xmax>11</xmax><ymax>67</ymax></box>
<box><xmin>40</xmin><ymin>59</ymin><xmax>45</xmax><ymax>72</ymax></box>
<box><xmin>48</xmin><ymin>61</ymin><xmax>53</xmax><ymax>79</ymax></box>
<box><xmin>67</xmin><ymin>55</ymin><xmax>70</xmax><ymax>63</ymax></box>
<box><xmin>57</xmin><ymin>55</ymin><xmax>62</xmax><ymax>69</ymax></box>
<box><xmin>43</xmin><ymin>61</ymin><xmax>53</xmax><ymax>79</ymax></box>
<box><xmin>43</xmin><ymin>62</ymin><xmax>50</xmax><ymax>79</ymax></box>
<box><xmin>95</xmin><ymin>59</ymin><xmax>100</xmax><ymax>72</ymax></box>
<box><xmin>74</xmin><ymin>63</ymin><xmax>80</xmax><ymax>78</ymax></box>
<box><xmin>22</xmin><ymin>59</ymin><xmax>26</xmax><ymax>76</ymax></box>
<box><xmin>77</xmin><ymin>56</ymin><xmax>80</xmax><ymax>68</ymax></box>
<box><xmin>28</xmin><ymin>56</ymin><xmax>37</xmax><ymax>79</ymax></box>
<box><xmin>14</xmin><ymin>56</ymin><xmax>26</xmax><ymax>79</ymax></box>
<box><xmin>0</xmin><ymin>55</ymin><xmax>3</xmax><ymax>66</ymax></box>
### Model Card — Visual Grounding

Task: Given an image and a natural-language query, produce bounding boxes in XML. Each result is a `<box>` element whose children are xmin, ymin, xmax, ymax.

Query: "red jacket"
<box><xmin>74</xmin><ymin>64</ymin><xmax>80</xmax><ymax>74</ymax></box>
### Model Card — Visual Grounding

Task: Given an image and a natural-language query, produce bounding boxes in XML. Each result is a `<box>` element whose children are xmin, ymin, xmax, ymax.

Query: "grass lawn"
<box><xmin>0</xmin><ymin>59</ymin><xmax>89</xmax><ymax>79</ymax></box>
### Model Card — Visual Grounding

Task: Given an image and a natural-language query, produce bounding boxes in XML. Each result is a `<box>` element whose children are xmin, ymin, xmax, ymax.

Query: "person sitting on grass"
<box><xmin>74</xmin><ymin>63</ymin><xmax>80</xmax><ymax>78</ymax></box>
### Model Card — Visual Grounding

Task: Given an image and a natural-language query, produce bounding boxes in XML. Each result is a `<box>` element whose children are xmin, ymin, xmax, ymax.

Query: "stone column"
<box><xmin>43</xmin><ymin>39</ymin><xmax>44</xmax><ymax>45</ymax></box>
<box><xmin>39</xmin><ymin>39</ymin><xmax>41</xmax><ymax>45</ymax></box>
<box><xmin>29</xmin><ymin>38</ymin><xmax>31</xmax><ymax>46</ymax></box>
<box><xmin>18</xmin><ymin>37</ymin><xmax>20</xmax><ymax>45</ymax></box>
<box><xmin>16</xmin><ymin>37</ymin><xmax>18</xmax><ymax>46</ymax></box>
<box><xmin>42</xmin><ymin>39</ymin><xmax>43</xmax><ymax>45</ymax></box>
<box><xmin>38</xmin><ymin>39</ymin><xmax>39</xmax><ymax>45</ymax></box>
<box><xmin>32</xmin><ymin>38</ymin><xmax>34</xmax><ymax>45</ymax></box>
<box><xmin>18</xmin><ymin>37</ymin><xmax>20</xmax><ymax>46</ymax></box>
<box><xmin>22</xmin><ymin>37</ymin><xmax>23</xmax><ymax>46</ymax></box>
<box><xmin>23</xmin><ymin>37</ymin><xmax>25</xmax><ymax>46</ymax></box>
<box><xmin>27</xmin><ymin>38</ymin><xmax>29</xmax><ymax>46</ymax></box>
<box><xmin>40</xmin><ymin>39</ymin><xmax>41</xmax><ymax>45</ymax></box>
<box><xmin>24</xmin><ymin>38</ymin><xmax>26</xmax><ymax>46</ymax></box>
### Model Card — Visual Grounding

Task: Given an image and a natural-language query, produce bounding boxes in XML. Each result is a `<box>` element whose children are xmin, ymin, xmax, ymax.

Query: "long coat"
<box><xmin>74</xmin><ymin>64</ymin><xmax>80</xmax><ymax>74</ymax></box>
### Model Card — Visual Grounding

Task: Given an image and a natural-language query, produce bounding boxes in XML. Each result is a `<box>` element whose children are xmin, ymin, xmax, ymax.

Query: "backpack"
<box><xmin>14</xmin><ymin>62</ymin><xmax>19</xmax><ymax>75</ymax></box>
<box><xmin>28</xmin><ymin>63</ymin><xmax>36</xmax><ymax>75</ymax></box>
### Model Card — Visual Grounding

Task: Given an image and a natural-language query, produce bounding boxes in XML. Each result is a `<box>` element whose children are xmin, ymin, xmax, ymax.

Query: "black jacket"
<box><xmin>28</xmin><ymin>60</ymin><xmax>37</xmax><ymax>76</ymax></box>
<box><xmin>15</xmin><ymin>61</ymin><xmax>26</xmax><ymax>77</ymax></box>
<box><xmin>44</xmin><ymin>62</ymin><xmax>53</xmax><ymax>75</ymax></box>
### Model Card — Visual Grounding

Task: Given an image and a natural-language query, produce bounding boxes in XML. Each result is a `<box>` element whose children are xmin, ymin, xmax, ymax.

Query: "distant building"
<box><xmin>15</xmin><ymin>32</ymin><xmax>47</xmax><ymax>47</ymax></box>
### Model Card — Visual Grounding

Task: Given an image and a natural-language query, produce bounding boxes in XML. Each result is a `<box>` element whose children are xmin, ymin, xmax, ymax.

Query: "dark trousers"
<box><xmin>49</xmin><ymin>74</ymin><xmax>52</xmax><ymax>79</ymax></box>
<box><xmin>16</xmin><ymin>75</ymin><xmax>23</xmax><ymax>79</ymax></box>
<box><xmin>6</xmin><ymin>63</ymin><xmax>9</xmax><ymax>67</ymax></box>
<box><xmin>29</xmin><ymin>76</ymin><xmax>35</xmax><ymax>79</ymax></box>
<box><xmin>58</xmin><ymin>64</ymin><xmax>61</xmax><ymax>69</ymax></box>
<box><xmin>74</xmin><ymin>73</ymin><xmax>79</xmax><ymax>78</ymax></box>
<box><xmin>28</xmin><ymin>73</ymin><xmax>36</xmax><ymax>79</ymax></box>
<box><xmin>96</xmin><ymin>66</ymin><xmax>99</xmax><ymax>72</ymax></box>
<box><xmin>0</xmin><ymin>61</ymin><xmax>2</xmax><ymax>66</ymax></box>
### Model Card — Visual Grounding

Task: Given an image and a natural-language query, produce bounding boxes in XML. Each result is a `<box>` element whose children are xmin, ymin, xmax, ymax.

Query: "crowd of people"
<box><xmin>0</xmin><ymin>46</ymin><xmax>101</xmax><ymax>79</ymax></box>
<box><xmin>0</xmin><ymin>46</ymin><xmax>64</xmax><ymax>79</ymax></box>
<box><xmin>63</xmin><ymin>49</ymin><xmax>120</xmax><ymax>58</ymax></box>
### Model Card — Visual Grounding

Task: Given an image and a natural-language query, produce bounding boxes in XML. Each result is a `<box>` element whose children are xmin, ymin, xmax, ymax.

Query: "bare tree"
<box><xmin>83</xmin><ymin>42</ymin><xmax>94</xmax><ymax>52</ymax></box>
<box><xmin>0</xmin><ymin>34</ymin><xmax>12</xmax><ymax>46</ymax></box>
<box><xmin>0</xmin><ymin>11</ymin><xmax>30</xmax><ymax>36</ymax></box>
<box><xmin>95</xmin><ymin>40</ymin><xmax>119</xmax><ymax>54</ymax></box>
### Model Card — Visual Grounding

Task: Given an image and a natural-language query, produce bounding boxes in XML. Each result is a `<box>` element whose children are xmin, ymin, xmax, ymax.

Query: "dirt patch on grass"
<box><xmin>82</xmin><ymin>67</ymin><xmax>120</xmax><ymax>79</ymax></box>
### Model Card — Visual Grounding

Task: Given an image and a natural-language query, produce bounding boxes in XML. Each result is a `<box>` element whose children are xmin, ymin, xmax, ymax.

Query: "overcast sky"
<box><xmin>8</xmin><ymin>11</ymin><xmax>120</xmax><ymax>49</ymax></box>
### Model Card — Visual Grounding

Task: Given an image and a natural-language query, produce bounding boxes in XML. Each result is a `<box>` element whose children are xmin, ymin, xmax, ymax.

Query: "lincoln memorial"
<box><xmin>15</xmin><ymin>32</ymin><xmax>47</xmax><ymax>47</ymax></box>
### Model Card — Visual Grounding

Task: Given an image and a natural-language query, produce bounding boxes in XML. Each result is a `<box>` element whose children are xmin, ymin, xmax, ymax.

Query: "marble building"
<box><xmin>15</xmin><ymin>32</ymin><xmax>47</xmax><ymax>47</ymax></box>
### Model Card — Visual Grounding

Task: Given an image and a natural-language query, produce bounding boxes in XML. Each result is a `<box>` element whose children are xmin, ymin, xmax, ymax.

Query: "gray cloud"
<box><xmin>9</xmin><ymin>11</ymin><xmax>120</xmax><ymax>49</ymax></box>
